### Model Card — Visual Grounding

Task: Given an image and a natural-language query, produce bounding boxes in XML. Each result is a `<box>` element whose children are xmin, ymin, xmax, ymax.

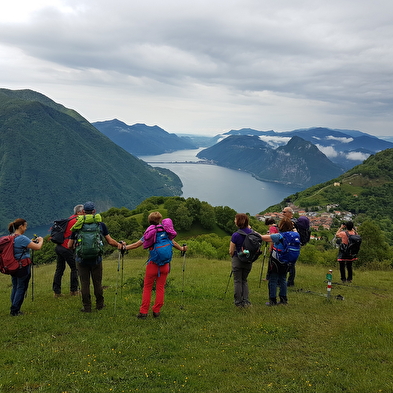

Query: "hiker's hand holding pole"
<box><xmin>181</xmin><ymin>243</ymin><xmax>187</xmax><ymax>257</ymax></box>
<box><xmin>118</xmin><ymin>240</ymin><xmax>126</xmax><ymax>252</ymax></box>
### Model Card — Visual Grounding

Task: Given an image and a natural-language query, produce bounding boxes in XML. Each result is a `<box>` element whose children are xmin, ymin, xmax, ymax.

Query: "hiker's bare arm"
<box><xmin>104</xmin><ymin>234</ymin><xmax>121</xmax><ymax>248</ymax></box>
<box><xmin>173</xmin><ymin>241</ymin><xmax>187</xmax><ymax>253</ymax></box>
<box><xmin>229</xmin><ymin>241</ymin><xmax>235</xmax><ymax>256</ymax></box>
<box><xmin>28</xmin><ymin>237</ymin><xmax>43</xmax><ymax>250</ymax></box>
<box><xmin>261</xmin><ymin>234</ymin><xmax>272</xmax><ymax>242</ymax></box>
<box><xmin>125</xmin><ymin>239</ymin><xmax>143</xmax><ymax>251</ymax></box>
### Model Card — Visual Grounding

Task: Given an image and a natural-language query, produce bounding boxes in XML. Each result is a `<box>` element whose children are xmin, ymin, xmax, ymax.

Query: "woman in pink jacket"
<box><xmin>124</xmin><ymin>212</ymin><xmax>186</xmax><ymax>319</ymax></box>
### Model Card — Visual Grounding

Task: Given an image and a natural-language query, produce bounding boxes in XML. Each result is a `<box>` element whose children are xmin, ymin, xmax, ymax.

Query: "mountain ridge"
<box><xmin>196</xmin><ymin>134</ymin><xmax>344</xmax><ymax>187</ymax></box>
<box><xmin>0</xmin><ymin>89</ymin><xmax>182</xmax><ymax>228</ymax></box>
<box><xmin>93</xmin><ymin>119</ymin><xmax>197</xmax><ymax>156</ymax></box>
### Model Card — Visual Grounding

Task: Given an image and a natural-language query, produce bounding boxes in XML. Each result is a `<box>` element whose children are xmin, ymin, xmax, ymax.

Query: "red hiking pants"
<box><xmin>139</xmin><ymin>261</ymin><xmax>170</xmax><ymax>314</ymax></box>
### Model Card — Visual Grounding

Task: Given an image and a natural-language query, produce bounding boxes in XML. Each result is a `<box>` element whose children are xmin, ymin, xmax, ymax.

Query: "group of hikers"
<box><xmin>3</xmin><ymin>202</ymin><xmax>359</xmax><ymax>317</ymax></box>
<box><xmin>230</xmin><ymin>209</ymin><xmax>360</xmax><ymax>308</ymax></box>
<box><xmin>4</xmin><ymin>202</ymin><xmax>187</xmax><ymax>318</ymax></box>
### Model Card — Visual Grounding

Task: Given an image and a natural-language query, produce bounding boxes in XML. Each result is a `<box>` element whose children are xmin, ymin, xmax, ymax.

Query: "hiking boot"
<box><xmin>80</xmin><ymin>307</ymin><xmax>92</xmax><ymax>313</ymax></box>
<box><xmin>137</xmin><ymin>313</ymin><xmax>148</xmax><ymax>319</ymax></box>
<box><xmin>96</xmin><ymin>304</ymin><xmax>106</xmax><ymax>310</ymax></box>
<box><xmin>266</xmin><ymin>298</ymin><xmax>277</xmax><ymax>306</ymax></box>
<box><xmin>278</xmin><ymin>296</ymin><xmax>288</xmax><ymax>305</ymax></box>
<box><xmin>153</xmin><ymin>312</ymin><xmax>160</xmax><ymax>318</ymax></box>
<box><xmin>10</xmin><ymin>311</ymin><xmax>24</xmax><ymax>316</ymax></box>
<box><xmin>54</xmin><ymin>293</ymin><xmax>63</xmax><ymax>298</ymax></box>
<box><xmin>70</xmin><ymin>291</ymin><xmax>80</xmax><ymax>296</ymax></box>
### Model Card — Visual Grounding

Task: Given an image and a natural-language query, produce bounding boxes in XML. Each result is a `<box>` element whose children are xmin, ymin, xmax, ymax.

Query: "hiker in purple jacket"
<box><xmin>229</xmin><ymin>213</ymin><xmax>255</xmax><ymax>308</ymax></box>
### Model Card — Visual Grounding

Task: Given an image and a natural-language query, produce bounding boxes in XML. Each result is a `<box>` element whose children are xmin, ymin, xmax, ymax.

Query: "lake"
<box><xmin>139</xmin><ymin>149</ymin><xmax>301</xmax><ymax>216</ymax></box>
<box><xmin>27</xmin><ymin>149</ymin><xmax>301</xmax><ymax>237</ymax></box>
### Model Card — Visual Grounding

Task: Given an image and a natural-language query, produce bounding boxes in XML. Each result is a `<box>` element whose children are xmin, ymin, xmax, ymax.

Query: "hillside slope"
<box><xmin>0</xmin><ymin>89</ymin><xmax>182</xmax><ymax>227</ymax></box>
<box><xmin>265</xmin><ymin>148</ymin><xmax>393</xmax><ymax>219</ymax></box>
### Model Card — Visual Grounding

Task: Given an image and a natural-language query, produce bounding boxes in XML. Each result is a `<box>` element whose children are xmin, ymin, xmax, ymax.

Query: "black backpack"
<box><xmin>50</xmin><ymin>218</ymin><xmax>72</xmax><ymax>244</ymax></box>
<box><xmin>294</xmin><ymin>216</ymin><xmax>311</xmax><ymax>246</ymax></box>
<box><xmin>340</xmin><ymin>230</ymin><xmax>362</xmax><ymax>258</ymax></box>
<box><xmin>237</xmin><ymin>229</ymin><xmax>262</xmax><ymax>263</ymax></box>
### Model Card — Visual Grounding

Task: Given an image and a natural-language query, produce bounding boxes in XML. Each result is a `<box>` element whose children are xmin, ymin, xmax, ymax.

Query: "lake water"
<box><xmin>26</xmin><ymin>149</ymin><xmax>301</xmax><ymax>237</ymax></box>
<box><xmin>139</xmin><ymin>149</ymin><xmax>301</xmax><ymax>216</ymax></box>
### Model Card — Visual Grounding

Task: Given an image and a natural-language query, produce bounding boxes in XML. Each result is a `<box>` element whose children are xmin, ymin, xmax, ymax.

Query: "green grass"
<box><xmin>1</xmin><ymin>254</ymin><xmax>393</xmax><ymax>392</ymax></box>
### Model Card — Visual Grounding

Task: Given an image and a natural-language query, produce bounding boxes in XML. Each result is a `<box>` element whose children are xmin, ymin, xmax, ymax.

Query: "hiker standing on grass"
<box><xmin>282</xmin><ymin>207</ymin><xmax>297</xmax><ymax>286</ymax></box>
<box><xmin>123</xmin><ymin>212</ymin><xmax>186</xmax><ymax>319</ymax></box>
<box><xmin>52</xmin><ymin>204</ymin><xmax>83</xmax><ymax>298</ymax></box>
<box><xmin>229</xmin><ymin>213</ymin><xmax>258</xmax><ymax>308</ymax></box>
<box><xmin>261</xmin><ymin>217</ymin><xmax>295</xmax><ymax>306</ymax></box>
<box><xmin>335</xmin><ymin>221</ymin><xmax>358</xmax><ymax>283</ymax></box>
<box><xmin>263</xmin><ymin>217</ymin><xmax>279</xmax><ymax>281</ymax></box>
<box><xmin>8</xmin><ymin>219</ymin><xmax>43</xmax><ymax>316</ymax></box>
<box><xmin>68</xmin><ymin>201</ymin><xmax>123</xmax><ymax>313</ymax></box>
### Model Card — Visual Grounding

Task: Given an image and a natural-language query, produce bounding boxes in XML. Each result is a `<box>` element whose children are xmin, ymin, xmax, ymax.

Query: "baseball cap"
<box><xmin>83</xmin><ymin>201</ymin><xmax>95</xmax><ymax>211</ymax></box>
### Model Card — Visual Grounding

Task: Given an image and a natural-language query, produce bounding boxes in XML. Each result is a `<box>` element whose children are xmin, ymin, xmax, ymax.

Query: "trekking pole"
<box><xmin>31</xmin><ymin>251</ymin><xmax>35</xmax><ymax>301</ymax></box>
<box><xmin>114</xmin><ymin>249</ymin><xmax>121</xmax><ymax>316</ymax></box>
<box><xmin>326</xmin><ymin>269</ymin><xmax>333</xmax><ymax>300</ymax></box>
<box><xmin>120</xmin><ymin>242</ymin><xmax>125</xmax><ymax>297</ymax></box>
<box><xmin>258</xmin><ymin>243</ymin><xmax>268</xmax><ymax>288</ymax></box>
<box><xmin>31</xmin><ymin>234</ymin><xmax>38</xmax><ymax>302</ymax></box>
<box><xmin>223</xmin><ymin>270</ymin><xmax>233</xmax><ymax>299</ymax></box>
<box><xmin>180</xmin><ymin>243</ymin><xmax>187</xmax><ymax>310</ymax></box>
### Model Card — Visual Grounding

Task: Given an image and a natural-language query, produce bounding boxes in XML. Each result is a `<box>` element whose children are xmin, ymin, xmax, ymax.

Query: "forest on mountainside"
<box><xmin>34</xmin><ymin>195</ymin><xmax>393</xmax><ymax>271</ymax></box>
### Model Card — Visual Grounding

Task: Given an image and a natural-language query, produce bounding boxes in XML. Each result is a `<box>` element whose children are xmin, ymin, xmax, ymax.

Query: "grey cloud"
<box><xmin>1</xmin><ymin>0</ymin><xmax>393</xmax><ymax>134</ymax></box>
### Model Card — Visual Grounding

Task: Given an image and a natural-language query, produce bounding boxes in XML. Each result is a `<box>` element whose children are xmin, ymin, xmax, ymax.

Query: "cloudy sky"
<box><xmin>1</xmin><ymin>0</ymin><xmax>393</xmax><ymax>137</ymax></box>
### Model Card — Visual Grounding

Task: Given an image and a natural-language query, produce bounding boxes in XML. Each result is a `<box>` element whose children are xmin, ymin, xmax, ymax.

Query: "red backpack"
<box><xmin>0</xmin><ymin>235</ymin><xmax>30</xmax><ymax>275</ymax></box>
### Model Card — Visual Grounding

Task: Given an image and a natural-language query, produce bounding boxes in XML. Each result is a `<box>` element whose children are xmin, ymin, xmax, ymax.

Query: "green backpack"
<box><xmin>75</xmin><ymin>217</ymin><xmax>104</xmax><ymax>260</ymax></box>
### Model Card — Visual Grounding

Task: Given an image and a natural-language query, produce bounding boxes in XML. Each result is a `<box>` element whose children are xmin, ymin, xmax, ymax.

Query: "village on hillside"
<box><xmin>256</xmin><ymin>204</ymin><xmax>355</xmax><ymax>234</ymax></box>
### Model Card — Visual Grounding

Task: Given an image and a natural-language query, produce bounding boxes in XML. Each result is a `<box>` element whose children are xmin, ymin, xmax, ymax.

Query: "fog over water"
<box><xmin>139</xmin><ymin>149</ymin><xmax>301</xmax><ymax>215</ymax></box>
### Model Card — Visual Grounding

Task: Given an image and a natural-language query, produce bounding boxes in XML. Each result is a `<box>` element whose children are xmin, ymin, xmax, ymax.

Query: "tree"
<box><xmin>357</xmin><ymin>220</ymin><xmax>393</xmax><ymax>265</ymax></box>
<box><xmin>214</xmin><ymin>206</ymin><xmax>237</xmax><ymax>234</ymax></box>
<box><xmin>172</xmin><ymin>203</ymin><xmax>193</xmax><ymax>231</ymax></box>
<box><xmin>199</xmin><ymin>202</ymin><xmax>216</xmax><ymax>230</ymax></box>
<box><xmin>186</xmin><ymin>197</ymin><xmax>201</xmax><ymax>220</ymax></box>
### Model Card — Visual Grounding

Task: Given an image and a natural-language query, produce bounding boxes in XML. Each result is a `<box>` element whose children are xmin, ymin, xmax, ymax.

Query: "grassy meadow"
<box><xmin>1</xmin><ymin>252</ymin><xmax>393</xmax><ymax>393</ymax></box>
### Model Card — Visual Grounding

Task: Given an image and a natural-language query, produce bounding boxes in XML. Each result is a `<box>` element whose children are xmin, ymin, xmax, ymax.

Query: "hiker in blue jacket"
<box><xmin>8</xmin><ymin>218</ymin><xmax>43</xmax><ymax>316</ymax></box>
<box><xmin>261</xmin><ymin>217</ymin><xmax>294</xmax><ymax>306</ymax></box>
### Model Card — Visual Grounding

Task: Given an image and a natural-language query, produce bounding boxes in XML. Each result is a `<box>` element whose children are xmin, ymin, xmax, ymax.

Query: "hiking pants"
<box><xmin>231</xmin><ymin>256</ymin><xmax>252</xmax><ymax>307</ymax></box>
<box><xmin>77</xmin><ymin>261</ymin><xmax>104</xmax><ymax>310</ymax></box>
<box><xmin>339</xmin><ymin>261</ymin><xmax>353</xmax><ymax>281</ymax></box>
<box><xmin>267</xmin><ymin>257</ymin><xmax>288</xmax><ymax>301</ymax></box>
<box><xmin>140</xmin><ymin>261</ymin><xmax>170</xmax><ymax>314</ymax></box>
<box><xmin>10</xmin><ymin>265</ymin><xmax>31</xmax><ymax>315</ymax></box>
<box><xmin>53</xmin><ymin>245</ymin><xmax>79</xmax><ymax>294</ymax></box>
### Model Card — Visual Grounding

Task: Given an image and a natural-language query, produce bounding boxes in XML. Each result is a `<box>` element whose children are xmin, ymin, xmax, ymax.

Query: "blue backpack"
<box><xmin>272</xmin><ymin>231</ymin><xmax>301</xmax><ymax>264</ymax></box>
<box><xmin>149</xmin><ymin>230</ymin><xmax>173</xmax><ymax>266</ymax></box>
